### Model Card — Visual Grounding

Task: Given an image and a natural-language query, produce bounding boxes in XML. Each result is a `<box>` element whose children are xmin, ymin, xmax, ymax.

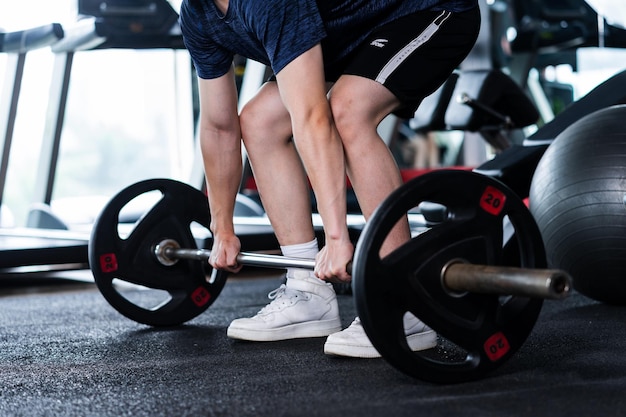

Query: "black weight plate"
<box><xmin>88</xmin><ymin>179</ymin><xmax>228</xmax><ymax>326</ymax></box>
<box><xmin>353</xmin><ymin>170</ymin><xmax>546</xmax><ymax>384</ymax></box>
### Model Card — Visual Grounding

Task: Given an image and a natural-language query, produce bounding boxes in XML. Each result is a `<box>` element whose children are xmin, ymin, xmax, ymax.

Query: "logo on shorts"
<box><xmin>370</xmin><ymin>38</ymin><xmax>388</xmax><ymax>48</ymax></box>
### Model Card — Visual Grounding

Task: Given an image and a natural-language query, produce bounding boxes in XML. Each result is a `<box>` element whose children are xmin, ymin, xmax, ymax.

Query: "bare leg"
<box><xmin>323</xmin><ymin>75</ymin><xmax>438</xmax><ymax>358</ymax></box>
<box><xmin>229</xmin><ymin>84</ymin><xmax>341</xmax><ymax>342</ymax></box>
<box><xmin>329</xmin><ymin>75</ymin><xmax>410</xmax><ymax>255</ymax></box>
<box><xmin>239</xmin><ymin>82</ymin><xmax>315</xmax><ymax>246</ymax></box>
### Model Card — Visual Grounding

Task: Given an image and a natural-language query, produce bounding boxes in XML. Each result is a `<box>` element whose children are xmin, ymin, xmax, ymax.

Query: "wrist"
<box><xmin>210</xmin><ymin>219</ymin><xmax>235</xmax><ymax>238</ymax></box>
<box><xmin>324</xmin><ymin>229</ymin><xmax>352</xmax><ymax>247</ymax></box>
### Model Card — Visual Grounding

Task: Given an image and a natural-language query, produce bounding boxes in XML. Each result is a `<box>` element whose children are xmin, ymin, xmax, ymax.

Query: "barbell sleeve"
<box><xmin>442</xmin><ymin>261</ymin><xmax>572</xmax><ymax>300</ymax></box>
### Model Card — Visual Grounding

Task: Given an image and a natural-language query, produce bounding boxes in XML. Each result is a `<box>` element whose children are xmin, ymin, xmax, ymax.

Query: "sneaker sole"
<box><xmin>324</xmin><ymin>330</ymin><xmax>438</xmax><ymax>359</ymax></box>
<box><xmin>227</xmin><ymin>318</ymin><xmax>342</xmax><ymax>342</ymax></box>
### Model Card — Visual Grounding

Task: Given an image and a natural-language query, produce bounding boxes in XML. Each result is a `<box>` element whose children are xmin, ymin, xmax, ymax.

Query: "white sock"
<box><xmin>281</xmin><ymin>238</ymin><xmax>319</xmax><ymax>280</ymax></box>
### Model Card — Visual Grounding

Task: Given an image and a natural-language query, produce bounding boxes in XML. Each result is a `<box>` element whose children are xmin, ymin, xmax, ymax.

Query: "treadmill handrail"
<box><xmin>50</xmin><ymin>17</ymin><xmax>106</xmax><ymax>53</ymax></box>
<box><xmin>0</xmin><ymin>23</ymin><xmax>64</xmax><ymax>53</ymax></box>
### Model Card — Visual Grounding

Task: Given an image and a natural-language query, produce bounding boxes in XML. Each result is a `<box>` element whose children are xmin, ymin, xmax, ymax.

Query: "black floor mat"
<box><xmin>1</xmin><ymin>273</ymin><xmax>626</xmax><ymax>417</ymax></box>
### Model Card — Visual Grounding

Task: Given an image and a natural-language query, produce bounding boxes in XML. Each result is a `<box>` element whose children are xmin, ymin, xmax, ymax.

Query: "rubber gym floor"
<box><xmin>1</xmin><ymin>267</ymin><xmax>625</xmax><ymax>417</ymax></box>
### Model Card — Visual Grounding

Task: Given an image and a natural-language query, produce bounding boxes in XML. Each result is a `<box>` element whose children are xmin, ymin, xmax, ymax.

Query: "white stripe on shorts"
<box><xmin>375</xmin><ymin>10</ymin><xmax>452</xmax><ymax>84</ymax></box>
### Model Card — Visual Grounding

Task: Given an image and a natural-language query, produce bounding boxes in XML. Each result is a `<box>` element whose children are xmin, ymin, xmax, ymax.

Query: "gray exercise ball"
<box><xmin>529</xmin><ymin>105</ymin><xmax>626</xmax><ymax>304</ymax></box>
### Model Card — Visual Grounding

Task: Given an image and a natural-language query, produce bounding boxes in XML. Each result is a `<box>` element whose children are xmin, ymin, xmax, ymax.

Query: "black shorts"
<box><xmin>342</xmin><ymin>8</ymin><xmax>481</xmax><ymax>118</ymax></box>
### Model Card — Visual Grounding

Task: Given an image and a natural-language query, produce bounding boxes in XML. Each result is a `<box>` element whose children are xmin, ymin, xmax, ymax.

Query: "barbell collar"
<box><xmin>442</xmin><ymin>260</ymin><xmax>572</xmax><ymax>300</ymax></box>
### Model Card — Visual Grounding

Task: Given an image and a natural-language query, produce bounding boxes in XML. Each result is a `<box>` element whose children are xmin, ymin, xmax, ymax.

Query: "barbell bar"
<box><xmin>153</xmin><ymin>239</ymin><xmax>571</xmax><ymax>300</ymax></box>
<box><xmin>154</xmin><ymin>238</ymin><xmax>318</xmax><ymax>270</ymax></box>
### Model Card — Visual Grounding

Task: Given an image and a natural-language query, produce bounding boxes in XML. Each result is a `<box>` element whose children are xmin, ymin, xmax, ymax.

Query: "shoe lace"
<box><xmin>258</xmin><ymin>284</ymin><xmax>303</xmax><ymax>314</ymax></box>
<box><xmin>267</xmin><ymin>284</ymin><xmax>286</xmax><ymax>301</ymax></box>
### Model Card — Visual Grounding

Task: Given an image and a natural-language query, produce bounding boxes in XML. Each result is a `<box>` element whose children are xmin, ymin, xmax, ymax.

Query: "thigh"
<box><xmin>329</xmin><ymin>75</ymin><xmax>399</xmax><ymax>127</ymax></box>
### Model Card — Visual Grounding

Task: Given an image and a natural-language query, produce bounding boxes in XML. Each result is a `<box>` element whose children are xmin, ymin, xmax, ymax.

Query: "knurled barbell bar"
<box><xmin>153</xmin><ymin>238</ymin><xmax>570</xmax><ymax>300</ymax></box>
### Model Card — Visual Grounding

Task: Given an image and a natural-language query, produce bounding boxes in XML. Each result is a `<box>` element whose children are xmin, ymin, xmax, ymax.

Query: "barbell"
<box><xmin>88</xmin><ymin>170</ymin><xmax>572</xmax><ymax>383</ymax></box>
<box><xmin>152</xmin><ymin>238</ymin><xmax>568</xmax><ymax>300</ymax></box>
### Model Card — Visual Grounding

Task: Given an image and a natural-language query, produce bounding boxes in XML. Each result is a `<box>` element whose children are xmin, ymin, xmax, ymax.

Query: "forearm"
<box><xmin>292</xmin><ymin>113</ymin><xmax>350</xmax><ymax>244</ymax></box>
<box><xmin>200</xmin><ymin>126</ymin><xmax>243</xmax><ymax>238</ymax></box>
<box><xmin>276</xmin><ymin>46</ymin><xmax>351</xmax><ymax>247</ymax></box>
<box><xmin>195</xmin><ymin>71</ymin><xmax>242</xmax><ymax>240</ymax></box>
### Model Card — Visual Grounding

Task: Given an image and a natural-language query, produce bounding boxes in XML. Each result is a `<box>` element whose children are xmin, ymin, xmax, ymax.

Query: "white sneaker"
<box><xmin>324</xmin><ymin>314</ymin><xmax>437</xmax><ymax>358</ymax></box>
<box><xmin>227</xmin><ymin>276</ymin><xmax>342</xmax><ymax>341</ymax></box>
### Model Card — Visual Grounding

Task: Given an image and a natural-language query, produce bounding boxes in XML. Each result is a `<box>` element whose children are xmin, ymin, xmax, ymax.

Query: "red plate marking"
<box><xmin>191</xmin><ymin>286</ymin><xmax>211</xmax><ymax>307</ymax></box>
<box><xmin>484</xmin><ymin>332</ymin><xmax>511</xmax><ymax>361</ymax></box>
<box><xmin>99</xmin><ymin>253</ymin><xmax>118</xmax><ymax>273</ymax></box>
<box><xmin>480</xmin><ymin>186</ymin><xmax>507</xmax><ymax>216</ymax></box>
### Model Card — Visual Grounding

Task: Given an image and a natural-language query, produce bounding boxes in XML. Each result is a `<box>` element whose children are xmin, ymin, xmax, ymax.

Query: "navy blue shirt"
<box><xmin>180</xmin><ymin>0</ymin><xmax>478</xmax><ymax>80</ymax></box>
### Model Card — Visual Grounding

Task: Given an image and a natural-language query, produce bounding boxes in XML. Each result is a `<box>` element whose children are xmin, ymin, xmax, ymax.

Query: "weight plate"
<box><xmin>353</xmin><ymin>170</ymin><xmax>546</xmax><ymax>383</ymax></box>
<box><xmin>88</xmin><ymin>179</ymin><xmax>228</xmax><ymax>326</ymax></box>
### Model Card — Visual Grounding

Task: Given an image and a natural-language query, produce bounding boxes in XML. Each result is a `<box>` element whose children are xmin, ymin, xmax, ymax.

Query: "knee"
<box><xmin>240</xmin><ymin>100</ymin><xmax>292</xmax><ymax>152</ymax></box>
<box><xmin>329</xmin><ymin>95</ymin><xmax>360</xmax><ymax>146</ymax></box>
<box><xmin>239</xmin><ymin>104</ymin><xmax>267</xmax><ymax>150</ymax></box>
